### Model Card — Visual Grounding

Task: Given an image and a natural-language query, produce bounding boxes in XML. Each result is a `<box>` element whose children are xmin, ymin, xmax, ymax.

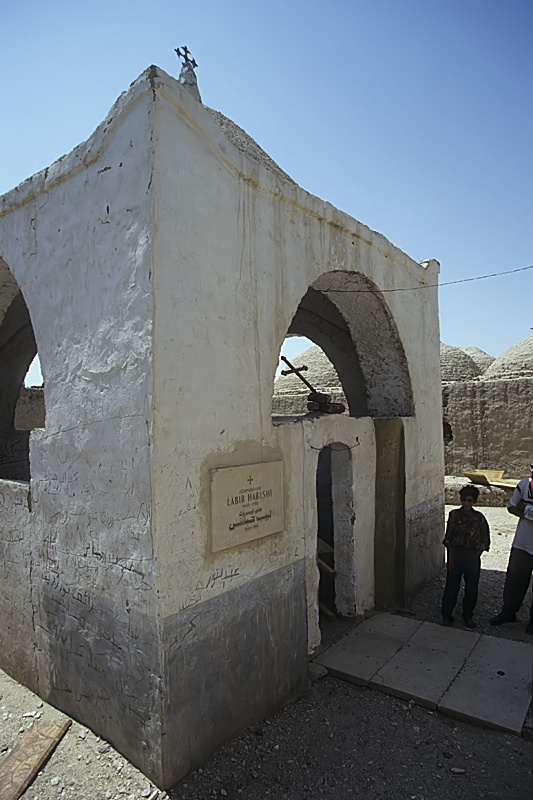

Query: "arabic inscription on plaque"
<box><xmin>210</xmin><ymin>461</ymin><xmax>284</xmax><ymax>552</ymax></box>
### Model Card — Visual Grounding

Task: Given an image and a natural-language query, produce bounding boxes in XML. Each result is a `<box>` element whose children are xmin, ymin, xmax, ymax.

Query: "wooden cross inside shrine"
<box><xmin>279</xmin><ymin>355</ymin><xmax>345</xmax><ymax>414</ymax></box>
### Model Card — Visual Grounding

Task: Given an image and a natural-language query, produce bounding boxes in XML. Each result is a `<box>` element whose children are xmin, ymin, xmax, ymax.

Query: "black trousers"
<box><xmin>501</xmin><ymin>547</ymin><xmax>533</xmax><ymax>624</ymax></box>
<box><xmin>441</xmin><ymin>548</ymin><xmax>480</xmax><ymax>621</ymax></box>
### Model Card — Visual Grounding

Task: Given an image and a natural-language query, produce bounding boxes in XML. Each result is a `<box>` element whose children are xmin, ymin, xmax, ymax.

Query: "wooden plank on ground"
<box><xmin>0</xmin><ymin>719</ymin><xmax>71</xmax><ymax>800</ymax></box>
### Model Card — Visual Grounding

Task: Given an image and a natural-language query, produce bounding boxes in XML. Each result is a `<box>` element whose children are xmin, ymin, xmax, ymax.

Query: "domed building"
<box><xmin>483</xmin><ymin>335</ymin><xmax>533</xmax><ymax>380</ymax></box>
<box><xmin>460</xmin><ymin>346</ymin><xmax>495</xmax><ymax>374</ymax></box>
<box><xmin>439</xmin><ymin>343</ymin><xmax>481</xmax><ymax>381</ymax></box>
<box><xmin>442</xmin><ymin>335</ymin><xmax>533</xmax><ymax>476</ymax></box>
<box><xmin>274</xmin><ymin>337</ymin><xmax>533</xmax><ymax>477</ymax></box>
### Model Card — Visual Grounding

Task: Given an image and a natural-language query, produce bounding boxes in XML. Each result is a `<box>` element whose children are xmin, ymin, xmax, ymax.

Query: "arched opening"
<box><xmin>24</xmin><ymin>355</ymin><xmax>43</xmax><ymax>387</ymax></box>
<box><xmin>15</xmin><ymin>355</ymin><xmax>45</xmax><ymax>432</ymax></box>
<box><xmin>272</xmin><ymin>270</ymin><xmax>413</xmax><ymax>630</ymax></box>
<box><xmin>0</xmin><ymin>259</ymin><xmax>43</xmax><ymax>481</ymax></box>
<box><xmin>316</xmin><ymin>443</ymin><xmax>355</xmax><ymax>626</ymax></box>
<box><xmin>272</xmin><ymin>271</ymin><xmax>413</xmax><ymax>421</ymax></box>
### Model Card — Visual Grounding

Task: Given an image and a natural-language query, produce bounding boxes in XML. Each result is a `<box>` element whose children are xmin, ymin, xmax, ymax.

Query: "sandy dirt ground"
<box><xmin>1</xmin><ymin>507</ymin><xmax>531</xmax><ymax>800</ymax></box>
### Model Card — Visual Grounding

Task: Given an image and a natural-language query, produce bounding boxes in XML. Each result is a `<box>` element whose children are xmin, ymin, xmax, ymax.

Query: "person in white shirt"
<box><xmin>490</xmin><ymin>462</ymin><xmax>533</xmax><ymax>635</ymax></box>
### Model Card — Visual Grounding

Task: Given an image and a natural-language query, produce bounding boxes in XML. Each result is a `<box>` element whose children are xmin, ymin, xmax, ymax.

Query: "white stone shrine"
<box><xmin>0</xmin><ymin>65</ymin><xmax>444</xmax><ymax>788</ymax></box>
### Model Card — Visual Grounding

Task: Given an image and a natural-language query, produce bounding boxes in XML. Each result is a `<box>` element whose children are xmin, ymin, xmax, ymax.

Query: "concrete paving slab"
<box><xmin>439</xmin><ymin>635</ymin><xmax>533</xmax><ymax>734</ymax></box>
<box><xmin>314</xmin><ymin>613</ymin><xmax>422</xmax><ymax>686</ymax></box>
<box><xmin>370</xmin><ymin>621</ymin><xmax>479</xmax><ymax>708</ymax></box>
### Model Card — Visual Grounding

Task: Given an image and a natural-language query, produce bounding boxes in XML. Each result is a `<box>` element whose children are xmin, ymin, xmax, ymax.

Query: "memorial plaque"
<box><xmin>210</xmin><ymin>461</ymin><xmax>284</xmax><ymax>552</ymax></box>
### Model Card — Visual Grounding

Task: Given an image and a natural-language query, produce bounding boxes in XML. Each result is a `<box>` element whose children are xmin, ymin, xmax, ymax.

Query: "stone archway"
<box><xmin>0</xmin><ymin>258</ymin><xmax>39</xmax><ymax>480</ymax></box>
<box><xmin>287</xmin><ymin>272</ymin><xmax>413</xmax><ymax>418</ymax></box>
<box><xmin>275</xmin><ymin>270</ymin><xmax>414</xmax><ymax>620</ymax></box>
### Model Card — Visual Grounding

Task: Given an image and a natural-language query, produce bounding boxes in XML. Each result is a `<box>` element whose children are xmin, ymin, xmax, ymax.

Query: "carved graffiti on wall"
<box><xmin>409</xmin><ymin>496</ymin><xmax>444</xmax><ymax>551</ymax></box>
<box><xmin>0</xmin><ymin>433</ymin><xmax>30</xmax><ymax>481</ymax></box>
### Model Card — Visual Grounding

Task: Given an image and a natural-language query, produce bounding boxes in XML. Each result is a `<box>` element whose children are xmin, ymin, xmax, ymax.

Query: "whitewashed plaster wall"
<box><xmin>0</xmin><ymin>66</ymin><xmax>444</xmax><ymax>787</ymax></box>
<box><xmin>150</xmin><ymin>71</ymin><xmax>444</xmax><ymax>631</ymax></box>
<box><xmin>0</xmin><ymin>479</ymin><xmax>35</xmax><ymax>685</ymax></box>
<box><xmin>0</xmin><ymin>76</ymin><xmax>162</xmax><ymax>774</ymax></box>
<box><xmin>297</xmin><ymin>416</ymin><xmax>376</xmax><ymax>649</ymax></box>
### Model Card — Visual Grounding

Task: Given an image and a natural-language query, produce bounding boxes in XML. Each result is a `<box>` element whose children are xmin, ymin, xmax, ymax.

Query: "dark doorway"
<box><xmin>316</xmin><ymin>442</ymin><xmax>355</xmax><ymax>624</ymax></box>
<box><xmin>316</xmin><ymin>446</ymin><xmax>336</xmax><ymax>618</ymax></box>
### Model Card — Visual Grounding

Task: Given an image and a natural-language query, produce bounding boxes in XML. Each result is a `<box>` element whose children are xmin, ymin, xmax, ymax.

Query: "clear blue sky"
<box><xmin>3</xmin><ymin>0</ymin><xmax>532</xmax><ymax>388</ymax></box>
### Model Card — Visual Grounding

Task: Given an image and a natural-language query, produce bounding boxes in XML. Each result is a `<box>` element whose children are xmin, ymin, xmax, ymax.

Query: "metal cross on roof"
<box><xmin>175</xmin><ymin>46</ymin><xmax>198</xmax><ymax>70</ymax></box>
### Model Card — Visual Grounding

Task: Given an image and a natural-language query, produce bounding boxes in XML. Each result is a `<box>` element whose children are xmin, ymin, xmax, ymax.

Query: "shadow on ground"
<box><xmin>320</xmin><ymin>567</ymin><xmax>532</xmax><ymax>651</ymax></box>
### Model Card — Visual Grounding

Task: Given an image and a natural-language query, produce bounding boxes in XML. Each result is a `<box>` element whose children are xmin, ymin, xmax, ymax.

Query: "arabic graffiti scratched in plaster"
<box><xmin>205</xmin><ymin>567</ymin><xmax>240</xmax><ymax>590</ymax></box>
<box><xmin>0</xmin><ymin>434</ymin><xmax>30</xmax><ymax>481</ymax></box>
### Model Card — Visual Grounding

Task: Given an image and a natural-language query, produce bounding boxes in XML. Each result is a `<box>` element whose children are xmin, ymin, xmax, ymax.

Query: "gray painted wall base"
<box><xmin>160</xmin><ymin>560</ymin><xmax>308</xmax><ymax>787</ymax></box>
